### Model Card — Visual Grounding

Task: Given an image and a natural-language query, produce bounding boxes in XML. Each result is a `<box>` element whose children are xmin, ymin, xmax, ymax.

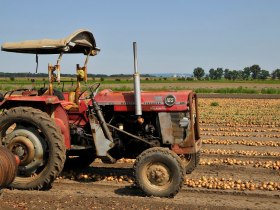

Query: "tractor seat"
<box><xmin>68</xmin><ymin>91</ymin><xmax>76</xmax><ymax>103</ymax></box>
<box><xmin>38</xmin><ymin>88</ymin><xmax>65</xmax><ymax>100</ymax></box>
<box><xmin>60</xmin><ymin>91</ymin><xmax>79</xmax><ymax>111</ymax></box>
<box><xmin>61</xmin><ymin>100</ymin><xmax>79</xmax><ymax>111</ymax></box>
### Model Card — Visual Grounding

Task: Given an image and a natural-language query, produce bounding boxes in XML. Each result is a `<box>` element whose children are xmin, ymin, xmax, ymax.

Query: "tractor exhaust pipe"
<box><xmin>133</xmin><ymin>42</ymin><xmax>142</xmax><ymax>116</ymax></box>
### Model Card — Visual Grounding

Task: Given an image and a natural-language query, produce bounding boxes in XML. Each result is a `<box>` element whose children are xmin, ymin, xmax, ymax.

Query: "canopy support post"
<box><xmin>75</xmin><ymin>52</ymin><xmax>91</xmax><ymax>103</ymax></box>
<box><xmin>47</xmin><ymin>53</ymin><xmax>63</xmax><ymax>96</ymax></box>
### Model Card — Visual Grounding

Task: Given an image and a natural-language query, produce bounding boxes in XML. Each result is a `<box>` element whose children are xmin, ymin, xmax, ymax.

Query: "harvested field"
<box><xmin>101</xmin><ymin>81</ymin><xmax>280</xmax><ymax>92</ymax></box>
<box><xmin>1</xmin><ymin>96</ymin><xmax>280</xmax><ymax>209</ymax></box>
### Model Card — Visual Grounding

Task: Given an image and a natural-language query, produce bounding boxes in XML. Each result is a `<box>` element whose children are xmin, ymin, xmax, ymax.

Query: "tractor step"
<box><xmin>100</xmin><ymin>154</ymin><xmax>116</xmax><ymax>164</ymax></box>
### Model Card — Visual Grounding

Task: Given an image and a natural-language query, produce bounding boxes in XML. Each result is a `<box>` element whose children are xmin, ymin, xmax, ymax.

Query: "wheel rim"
<box><xmin>4</xmin><ymin>128</ymin><xmax>45</xmax><ymax>176</ymax></box>
<box><xmin>7</xmin><ymin>136</ymin><xmax>35</xmax><ymax>166</ymax></box>
<box><xmin>144</xmin><ymin>162</ymin><xmax>171</xmax><ymax>189</ymax></box>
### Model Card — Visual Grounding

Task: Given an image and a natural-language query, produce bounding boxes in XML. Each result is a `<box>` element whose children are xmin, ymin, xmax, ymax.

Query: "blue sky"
<box><xmin>1</xmin><ymin>0</ymin><xmax>280</xmax><ymax>75</ymax></box>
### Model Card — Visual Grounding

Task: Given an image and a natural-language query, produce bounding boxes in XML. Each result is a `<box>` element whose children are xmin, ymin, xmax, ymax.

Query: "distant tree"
<box><xmin>228</xmin><ymin>70</ymin><xmax>239</xmax><ymax>81</ymax></box>
<box><xmin>224</xmin><ymin>69</ymin><xmax>230</xmax><ymax>80</ymax></box>
<box><xmin>186</xmin><ymin>77</ymin><xmax>194</xmax><ymax>81</ymax></box>
<box><xmin>215</xmin><ymin>68</ymin><xmax>223</xmax><ymax>80</ymax></box>
<box><xmin>241</xmin><ymin>67</ymin><xmax>251</xmax><ymax>80</ymax></box>
<box><xmin>193</xmin><ymin>67</ymin><xmax>205</xmax><ymax>80</ymax></box>
<box><xmin>258</xmin><ymin>70</ymin><xmax>270</xmax><ymax>80</ymax></box>
<box><xmin>250</xmin><ymin>65</ymin><xmax>261</xmax><ymax>79</ymax></box>
<box><xmin>209</xmin><ymin>68</ymin><xmax>223</xmax><ymax>80</ymax></box>
<box><xmin>10</xmin><ymin>77</ymin><xmax>15</xmax><ymax>81</ymax></box>
<box><xmin>209</xmin><ymin>68</ymin><xmax>215</xmax><ymax>80</ymax></box>
<box><xmin>100</xmin><ymin>77</ymin><xmax>105</xmax><ymax>82</ymax></box>
<box><xmin>238</xmin><ymin>70</ymin><xmax>244</xmax><ymax>80</ymax></box>
<box><xmin>271</xmin><ymin>69</ymin><xmax>280</xmax><ymax>79</ymax></box>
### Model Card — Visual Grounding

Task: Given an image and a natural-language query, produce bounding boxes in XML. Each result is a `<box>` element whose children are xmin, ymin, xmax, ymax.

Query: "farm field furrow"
<box><xmin>202</xmin><ymin>153</ymin><xmax>280</xmax><ymax>161</ymax></box>
<box><xmin>201</xmin><ymin>131</ymin><xmax>280</xmax><ymax>138</ymax></box>
<box><xmin>203</xmin><ymin>138</ymin><xmax>280</xmax><ymax>145</ymax></box>
<box><xmin>201</xmin><ymin>144</ymin><xmax>280</xmax><ymax>153</ymax></box>
<box><xmin>188</xmin><ymin>165</ymin><xmax>279</xmax><ymax>183</ymax></box>
<box><xmin>193</xmin><ymin>98</ymin><xmax>280</xmax><ymax>193</ymax></box>
<box><xmin>201</xmin><ymin>125</ymin><xmax>280</xmax><ymax>133</ymax></box>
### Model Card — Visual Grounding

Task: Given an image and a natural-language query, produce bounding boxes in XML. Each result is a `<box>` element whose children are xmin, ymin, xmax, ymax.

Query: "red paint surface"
<box><xmin>94</xmin><ymin>89</ymin><xmax>192</xmax><ymax>112</ymax></box>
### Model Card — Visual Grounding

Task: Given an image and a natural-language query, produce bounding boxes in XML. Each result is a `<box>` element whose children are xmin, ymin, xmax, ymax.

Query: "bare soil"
<box><xmin>1</xmin><ymin>95</ymin><xmax>280</xmax><ymax>210</ymax></box>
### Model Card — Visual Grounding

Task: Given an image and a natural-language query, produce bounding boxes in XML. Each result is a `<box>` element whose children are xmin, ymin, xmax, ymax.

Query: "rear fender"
<box><xmin>0</xmin><ymin>97</ymin><xmax>71</xmax><ymax>149</ymax></box>
<box><xmin>50</xmin><ymin>104</ymin><xmax>71</xmax><ymax>149</ymax></box>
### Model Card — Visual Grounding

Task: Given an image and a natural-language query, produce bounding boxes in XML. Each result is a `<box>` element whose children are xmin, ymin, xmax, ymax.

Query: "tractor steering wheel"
<box><xmin>79</xmin><ymin>83</ymin><xmax>101</xmax><ymax>100</ymax></box>
<box><xmin>89</xmin><ymin>83</ymin><xmax>101</xmax><ymax>97</ymax></box>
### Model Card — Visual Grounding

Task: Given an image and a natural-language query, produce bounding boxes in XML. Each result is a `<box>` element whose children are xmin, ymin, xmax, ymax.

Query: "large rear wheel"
<box><xmin>134</xmin><ymin>147</ymin><xmax>185</xmax><ymax>197</ymax></box>
<box><xmin>0</xmin><ymin>107</ymin><xmax>66</xmax><ymax>190</ymax></box>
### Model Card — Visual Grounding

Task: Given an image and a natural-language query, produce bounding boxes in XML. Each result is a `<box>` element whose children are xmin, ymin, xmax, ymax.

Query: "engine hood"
<box><xmin>94</xmin><ymin>89</ymin><xmax>194</xmax><ymax>112</ymax></box>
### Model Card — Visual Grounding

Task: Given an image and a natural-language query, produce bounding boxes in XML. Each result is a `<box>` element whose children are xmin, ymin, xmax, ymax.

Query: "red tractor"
<box><xmin>0</xmin><ymin>29</ymin><xmax>201</xmax><ymax>197</ymax></box>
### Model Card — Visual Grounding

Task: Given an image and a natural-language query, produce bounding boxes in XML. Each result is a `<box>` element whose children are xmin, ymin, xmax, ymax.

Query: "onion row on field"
<box><xmin>200</xmin><ymin>158</ymin><xmax>280</xmax><ymax>170</ymax></box>
<box><xmin>201</xmin><ymin>127</ymin><xmax>280</xmax><ymax>132</ymax></box>
<box><xmin>201</xmin><ymin>132</ymin><xmax>280</xmax><ymax>138</ymax></box>
<box><xmin>201</xmin><ymin>123</ymin><xmax>279</xmax><ymax>128</ymax></box>
<box><xmin>201</xmin><ymin>149</ymin><xmax>280</xmax><ymax>157</ymax></box>
<box><xmin>57</xmin><ymin>172</ymin><xmax>280</xmax><ymax>192</ymax></box>
<box><xmin>185</xmin><ymin>177</ymin><xmax>280</xmax><ymax>191</ymax></box>
<box><xmin>57</xmin><ymin>173</ymin><xmax>134</xmax><ymax>184</ymax></box>
<box><xmin>202</xmin><ymin>139</ymin><xmax>280</xmax><ymax>147</ymax></box>
<box><xmin>200</xmin><ymin>120</ymin><xmax>280</xmax><ymax>126</ymax></box>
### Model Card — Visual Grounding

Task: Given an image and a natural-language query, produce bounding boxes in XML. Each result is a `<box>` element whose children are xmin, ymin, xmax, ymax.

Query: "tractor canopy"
<box><xmin>1</xmin><ymin>29</ymin><xmax>99</xmax><ymax>56</ymax></box>
<box><xmin>1</xmin><ymin>29</ymin><xmax>99</xmax><ymax>98</ymax></box>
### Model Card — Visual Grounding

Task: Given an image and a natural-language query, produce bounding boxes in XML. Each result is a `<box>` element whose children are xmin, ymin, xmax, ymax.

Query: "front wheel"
<box><xmin>183</xmin><ymin>151</ymin><xmax>200</xmax><ymax>174</ymax></box>
<box><xmin>134</xmin><ymin>147</ymin><xmax>185</xmax><ymax>197</ymax></box>
<box><xmin>0</xmin><ymin>107</ymin><xmax>66</xmax><ymax>190</ymax></box>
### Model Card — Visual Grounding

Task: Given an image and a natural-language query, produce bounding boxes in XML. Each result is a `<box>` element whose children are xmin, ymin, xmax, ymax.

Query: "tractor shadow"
<box><xmin>114</xmin><ymin>185</ymin><xmax>146</xmax><ymax>197</ymax></box>
<box><xmin>62</xmin><ymin>164</ymin><xmax>147</xmax><ymax>197</ymax></box>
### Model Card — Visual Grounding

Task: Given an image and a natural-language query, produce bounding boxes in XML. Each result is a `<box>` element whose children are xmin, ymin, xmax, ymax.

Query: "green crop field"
<box><xmin>0</xmin><ymin>77</ymin><xmax>280</xmax><ymax>94</ymax></box>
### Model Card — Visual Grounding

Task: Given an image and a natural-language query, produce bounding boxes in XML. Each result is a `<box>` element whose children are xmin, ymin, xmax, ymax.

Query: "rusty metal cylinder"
<box><xmin>0</xmin><ymin>146</ymin><xmax>18</xmax><ymax>188</ymax></box>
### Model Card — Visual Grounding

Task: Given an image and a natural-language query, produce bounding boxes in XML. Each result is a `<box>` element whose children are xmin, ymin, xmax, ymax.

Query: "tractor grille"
<box><xmin>158</xmin><ymin>112</ymin><xmax>186</xmax><ymax>144</ymax></box>
<box><xmin>170</xmin><ymin>112</ymin><xmax>185</xmax><ymax>143</ymax></box>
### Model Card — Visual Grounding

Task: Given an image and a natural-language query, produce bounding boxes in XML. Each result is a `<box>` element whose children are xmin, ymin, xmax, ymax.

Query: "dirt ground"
<box><xmin>1</xmin><ymin>95</ymin><xmax>280</xmax><ymax>210</ymax></box>
<box><xmin>1</xmin><ymin>180</ymin><xmax>279</xmax><ymax>210</ymax></box>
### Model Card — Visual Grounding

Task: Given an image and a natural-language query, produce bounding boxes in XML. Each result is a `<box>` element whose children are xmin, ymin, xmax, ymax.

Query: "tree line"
<box><xmin>193</xmin><ymin>65</ymin><xmax>280</xmax><ymax>80</ymax></box>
